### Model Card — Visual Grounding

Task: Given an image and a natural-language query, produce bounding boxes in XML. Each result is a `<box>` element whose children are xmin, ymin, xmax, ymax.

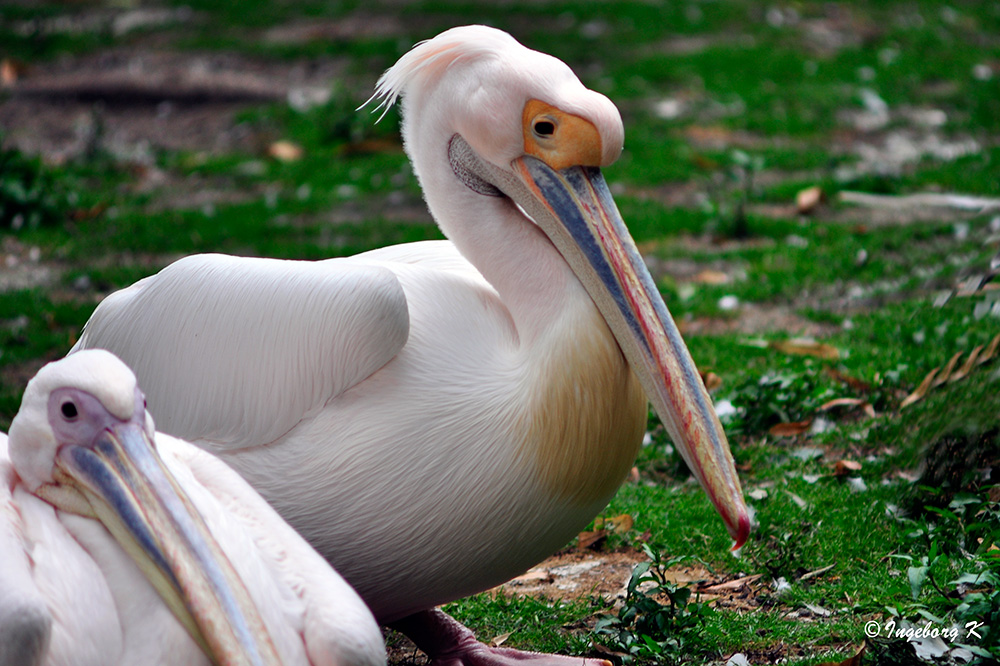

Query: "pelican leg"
<box><xmin>391</xmin><ymin>609</ymin><xmax>611</xmax><ymax>666</ymax></box>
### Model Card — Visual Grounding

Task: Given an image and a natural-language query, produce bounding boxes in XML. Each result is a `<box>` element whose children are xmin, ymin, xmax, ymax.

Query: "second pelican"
<box><xmin>1</xmin><ymin>350</ymin><xmax>385</xmax><ymax>666</ymax></box>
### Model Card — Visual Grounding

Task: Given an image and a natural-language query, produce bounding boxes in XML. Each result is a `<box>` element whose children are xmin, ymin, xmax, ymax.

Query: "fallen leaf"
<box><xmin>820</xmin><ymin>397</ymin><xmax>876</xmax><ymax>418</ymax></box>
<box><xmin>769</xmin><ymin>420</ymin><xmax>812</xmax><ymax>436</ymax></box>
<box><xmin>748</xmin><ymin>488</ymin><xmax>768</xmax><ymax>500</ymax></box>
<box><xmin>579</xmin><ymin>514</ymin><xmax>634</xmax><ymax>548</ymax></box>
<box><xmin>268</xmin><ymin>140</ymin><xmax>304</xmax><ymax>162</ymax></box>
<box><xmin>1</xmin><ymin>58</ymin><xmax>20</xmax><ymax>86</ymax></box>
<box><xmin>804</xmin><ymin>602</ymin><xmax>832</xmax><ymax>617</ymax></box>
<box><xmin>693</xmin><ymin>269</ymin><xmax>730</xmax><ymax>285</ymax></box>
<box><xmin>820</xmin><ymin>397</ymin><xmax>865</xmax><ymax>411</ymax></box>
<box><xmin>978</xmin><ymin>334</ymin><xmax>1000</xmax><ymax>364</ymax></box>
<box><xmin>948</xmin><ymin>345</ymin><xmax>982</xmax><ymax>382</ymax></box>
<box><xmin>490</xmin><ymin>632</ymin><xmax>512</xmax><ymax>647</ymax></box>
<box><xmin>931</xmin><ymin>352</ymin><xmax>964</xmax><ymax>386</ymax></box>
<box><xmin>604</xmin><ymin>514</ymin><xmax>634</xmax><ymax>534</ymax></box>
<box><xmin>900</xmin><ymin>333</ymin><xmax>1000</xmax><ymax>408</ymax></box>
<box><xmin>900</xmin><ymin>368</ymin><xmax>939</xmax><ymax>409</ymax></box>
<box><xmin>701</xmin><ymin>574</ymin><xmax>762</xmax><ymax>593</ymax></box>
<box><xmin>576</xmin><ymin>530</ymin><xmax>606</xmax><ymax>550</ymax></box>
<box><xmin>769</xmin><ymin>338</ymin><xmax>840</xmax><ymax>360</ymax></box>
<box><xmin>799</xmin><ymin>563</ymin><xmax>835</xmax><ymax>581</ymax></box>
<box><xmin>796</xmin><ymin>185</ymin><xmax>825</xmax><ymax>214</ymax></box>
<box><xmin>832</xmin><ymin>459</ymin><xmax>862</xmax><ymax>477</ymax></box>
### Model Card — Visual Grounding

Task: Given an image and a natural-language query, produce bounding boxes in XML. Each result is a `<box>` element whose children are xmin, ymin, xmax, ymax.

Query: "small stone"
<box><xmin>973</xmin><ymin>63</ymin><xmax>993</xmax><ymax>81</ymax></box>
<box><xmin>718</xmin><ymin>294</ymin><xmax>740</xmax><ymax>311</ymax></box>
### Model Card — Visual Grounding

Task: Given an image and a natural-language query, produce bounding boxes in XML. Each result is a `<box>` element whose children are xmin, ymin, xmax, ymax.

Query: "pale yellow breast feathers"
<box><xmin>521</xmin><ymin>310</ymin><xmax>646</xmax><ymax>507</ymax></box>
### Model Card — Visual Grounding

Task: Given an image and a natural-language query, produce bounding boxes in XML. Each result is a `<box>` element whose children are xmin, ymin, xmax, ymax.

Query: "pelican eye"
<box><xmin>61</xmin><ymin>401</ymin><xmax>79</xmax><ymax>419</ymax></box>
<box><xmin>532</xmin><ymin>119</ymin><xmax>556</xmax><ymax>138</ymax></box>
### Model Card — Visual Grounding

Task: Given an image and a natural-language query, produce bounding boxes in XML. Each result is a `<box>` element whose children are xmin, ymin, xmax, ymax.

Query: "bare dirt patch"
<box><xmin>262</xmin><ymin>14</ymin><xmax>407</xmax><ymax>44</ymax></box>
<box><xmin>496</xmin><ymin>548</ymin><xmax>647</xmax><ymax>604</ymax></box>
<box><xmin>496</xmin><ymin>547</ymin><xmax>764</xmax><ymax>612</ymax></box>
<box><xmin>1</xmin><ymin>236</ymin><xmax>58</xmax><ymax>292</ymax></box>
<box><xmin>383</xmin><ymin>547</ymin><xmax>768</xmax><ymax>665</ymax></box>
<box><xmin>1</xmin><ymin>48</ymin><xmax>347</xmax><ymax>162</ymax></box>
<box><xmin>680</xmin><ymin>303</ymin><xmax>840</xmax><ymax>338</ymax></box>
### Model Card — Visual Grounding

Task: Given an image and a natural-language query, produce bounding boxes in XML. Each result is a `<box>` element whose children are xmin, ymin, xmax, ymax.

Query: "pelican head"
<box><xmin>372</xmin><ymin>25</ymin><xmax>750</xmax><ymax>548</ymax></box>
<box><xmin>8</xmin><ymin>350</ymin><xmax>283</xmax><ymax>665</ymax></box>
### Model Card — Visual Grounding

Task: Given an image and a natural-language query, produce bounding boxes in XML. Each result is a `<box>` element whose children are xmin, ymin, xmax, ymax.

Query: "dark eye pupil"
<box><xmin>61</xmin><ymin>402</ymin><xmax>79</xmax><ymax>419</ymax></box>
<box><xmin>534</xmin><ymin>121</ymin><xmax>555</xmax><ymax>136</ymax></box>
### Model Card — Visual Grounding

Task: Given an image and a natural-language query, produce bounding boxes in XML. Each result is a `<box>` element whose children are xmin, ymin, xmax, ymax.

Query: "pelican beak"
<box><xmin>449</xmin><ymin>134</ymin><xmax>749</xmax><ymax>548</ymax></box>
<box><xmin>52</xmin><ymin>419</ymin><xmax>281</xmax><ymax>665</ymax></box>
<box><xmin>517</xmin><ymin>158</ymin><xmax>750</xmax><ymax>548</ymax></box>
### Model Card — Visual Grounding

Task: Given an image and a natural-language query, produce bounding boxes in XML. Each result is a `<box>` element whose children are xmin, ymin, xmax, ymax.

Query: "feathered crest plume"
<box><xmin>361</xmin><ymin>25</ymin><xmax>517</xmax><ymax>121</ymax></box>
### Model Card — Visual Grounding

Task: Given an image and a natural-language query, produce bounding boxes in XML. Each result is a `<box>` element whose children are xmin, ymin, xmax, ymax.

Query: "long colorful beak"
<box><xmin>517</xmin><ymin>158</ymin><xmax>750</xmax><ymax>548</ymax></box>
<box><xmin>53</xmin><ymin>420</ymin><xmax>282</xmax><ymax>666</ymax></box>
<box><xmin>450</xmin><ymin>133</ymin><xmax>749</xmax><ymax>548</ymax></box>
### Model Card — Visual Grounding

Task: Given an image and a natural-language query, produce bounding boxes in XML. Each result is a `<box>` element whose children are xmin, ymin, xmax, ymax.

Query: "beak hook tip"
<box><xmin>730</xmin><ymin>511</ymin><xmax>751</xmax><ymax>551</ymax></box>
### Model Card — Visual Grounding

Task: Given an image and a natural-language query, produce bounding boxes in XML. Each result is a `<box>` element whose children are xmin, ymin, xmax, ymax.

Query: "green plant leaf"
<box><xmin>916</xmin><ymin>608</ymin><xmax>946</xmax><ymax>624</ymax></box>
<box><xmin>908</xmin><ymin>565</ymin><xmax>928</xmax><ymax>600</ymax></box>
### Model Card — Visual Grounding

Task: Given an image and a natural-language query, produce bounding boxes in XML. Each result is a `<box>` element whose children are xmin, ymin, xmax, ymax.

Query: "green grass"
<box><xmin>442</xmin><ymin>593</ymin><xmax>600</xmax><ymax>657</ymax></box>
<box><xmin>2</xmin><ymin>1</ymin><xmax>999</xmax><ymax>664</ymax></box>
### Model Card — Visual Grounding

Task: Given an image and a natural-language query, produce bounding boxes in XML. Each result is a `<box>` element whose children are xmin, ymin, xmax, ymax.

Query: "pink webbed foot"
<box><xmin>390</xmin><ymin>608</ymin><xmax>610</xmax><ymax>666</ymax></box>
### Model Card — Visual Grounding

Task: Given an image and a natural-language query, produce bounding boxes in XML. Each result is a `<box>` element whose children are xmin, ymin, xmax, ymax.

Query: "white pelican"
<box><xmin>73</xmin><ymin>25</ymin><xmax>750</xmax><ymax>664</ymax></box>
<box><xmin>0</xmin><ymin>350</ymin><xmax>385</xmax><ymax>666</ymax></box>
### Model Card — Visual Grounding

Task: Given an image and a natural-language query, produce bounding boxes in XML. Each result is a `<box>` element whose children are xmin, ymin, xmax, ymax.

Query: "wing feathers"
<box><xmin>74</xmin><ymin>254</ymin><xmax>409</xmax><ymax>449</ymax></box>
